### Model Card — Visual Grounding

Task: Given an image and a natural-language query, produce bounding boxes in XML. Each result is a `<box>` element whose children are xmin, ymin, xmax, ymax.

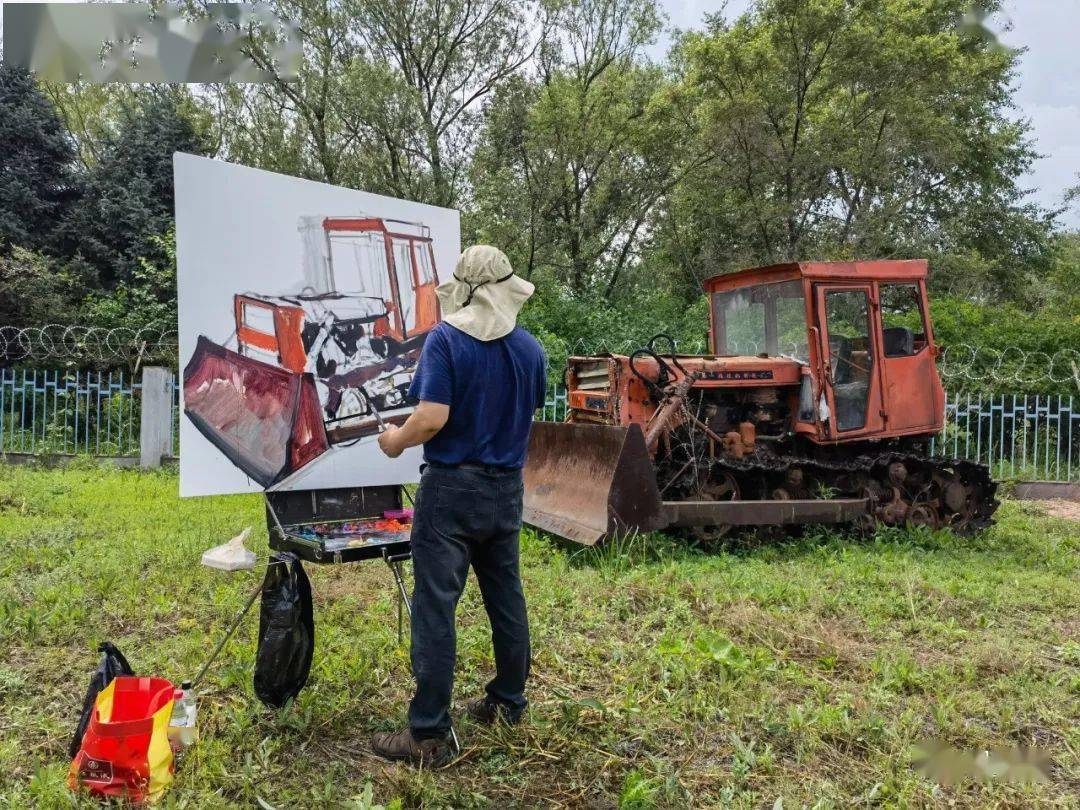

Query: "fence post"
<box><xmin>139</xmin><ymin>366</ymin><xmax>172</xmax><ymax>468</ymax></box>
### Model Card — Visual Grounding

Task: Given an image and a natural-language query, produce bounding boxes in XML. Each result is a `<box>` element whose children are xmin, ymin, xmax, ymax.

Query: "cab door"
<box><xmin>874</xmin><ymin>281</ymin><xmax>944</xmax><ymax>434</ymax></box>
<box><xmin>411</xmin><ymin>241</ymin><xmax>440</xmax><ymax>333</ymax></box>
<box><xmin>389</xmin><ymin>237</ymin><xmax>417</xmax><ymax>337</ymax></box>
<box><xmin>815</xmin><ymin>284</ymin><xmax>886</xmax><ymax>440</ymax></box>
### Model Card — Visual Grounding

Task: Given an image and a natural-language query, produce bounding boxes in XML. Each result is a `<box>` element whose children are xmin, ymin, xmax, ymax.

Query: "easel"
<box><xmin>264</xmin><ymin>483</ymin><xmax>460</xmax><ymax>752</ymax></box>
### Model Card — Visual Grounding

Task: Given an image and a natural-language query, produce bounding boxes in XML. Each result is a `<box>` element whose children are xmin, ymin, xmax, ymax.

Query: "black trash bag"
<box><xmin>254</xmin><ymin>552</ymin><xmax>315</xmax><ymax>707</ymax></box>
<box><xmin>69</xmin><ymin>642</ymin><xmax>134</xmax><ymax>758</ymax></box>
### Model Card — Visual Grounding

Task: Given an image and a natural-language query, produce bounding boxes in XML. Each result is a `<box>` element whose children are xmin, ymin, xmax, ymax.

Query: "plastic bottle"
<box><xmin>168</xmin><ymin>680</ymin><xmax>198</xmax><ymax>750</ymax></box>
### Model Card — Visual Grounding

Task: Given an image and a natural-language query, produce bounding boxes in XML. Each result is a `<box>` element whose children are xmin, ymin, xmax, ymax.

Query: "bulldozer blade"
<box><xmin>183</xmin><ymin>336</ymin><xmax>329</xmax><ymax>487</ymax></box>
<box><xmin>523</xmin><ymin>422</ymin><xmax>664</xmax><ymax>545</ymax></box>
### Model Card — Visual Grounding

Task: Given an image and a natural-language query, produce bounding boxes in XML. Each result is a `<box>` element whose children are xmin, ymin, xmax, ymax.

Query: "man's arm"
<box><xmin>377</xmin><ymin>401</ymin><xmax>450</xmax><ymax>458</ymax></box>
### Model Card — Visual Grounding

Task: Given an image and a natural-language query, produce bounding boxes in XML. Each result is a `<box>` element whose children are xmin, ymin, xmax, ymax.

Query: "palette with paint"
<box><xmin>266</xmin><ymin>485</ymin><xmax>413</xmax><ymax>563</ymax></box>
<box><xmin>293</xmin><ymin>517</ymin><xmax>412</xmax><ymax>552</ymax></box>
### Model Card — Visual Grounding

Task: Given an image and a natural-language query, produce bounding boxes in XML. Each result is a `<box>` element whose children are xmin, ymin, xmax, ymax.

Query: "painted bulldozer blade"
<box><xmin>522</xmin><ymin>422</ymin><xmax>664</xmax><ymax>545</ymax></box>
<box><xmin>183</xmin><ymin>336</ymin><xmax>329</xmax><ymax>487</ymax></box>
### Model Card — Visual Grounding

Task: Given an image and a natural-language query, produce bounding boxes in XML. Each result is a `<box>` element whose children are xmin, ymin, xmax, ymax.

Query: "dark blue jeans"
<box><xmin>408</xmin><ymin>463</ymin><xmax>530</xmax><ymax>740</ymax></box>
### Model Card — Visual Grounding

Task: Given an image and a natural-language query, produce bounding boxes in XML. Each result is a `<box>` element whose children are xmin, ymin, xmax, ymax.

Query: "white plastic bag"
<box><xmin>201</xmin><ymin>527</ymin><xmax>257</xmax><ymax>572</ymax></box>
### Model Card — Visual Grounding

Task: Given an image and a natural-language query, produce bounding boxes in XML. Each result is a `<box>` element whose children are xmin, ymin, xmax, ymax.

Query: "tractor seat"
<box><xmin>833</xmin><ymin>381</ymin><xmax>869</xmax><ymax>431</ymax></box>
<box><xmin>882</xmin><ymin>326</ymin><xmax>914</xmax><ymax>357</ymax></box>
<box><xmin>828</xmin><ymin>335</ymin><xmax>854</xmax><ymax>384</ymax></box>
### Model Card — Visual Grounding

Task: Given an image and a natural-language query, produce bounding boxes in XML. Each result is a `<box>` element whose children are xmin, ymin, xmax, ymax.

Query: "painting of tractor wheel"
<box><xmin>175</xmin><ymin>154</ymin><xmax>460</xmax><ymax>497</ymax></box>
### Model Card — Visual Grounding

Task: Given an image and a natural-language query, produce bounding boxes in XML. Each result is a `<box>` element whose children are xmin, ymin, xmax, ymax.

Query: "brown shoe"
<box><xmin>371</xmin><ymin>727</ymin><xmax>453</xmax><ymax>767</ymax></box>
<box><xmin>466</xmin><ymin>697</ymin><xmax>521</xmax><ymax>726</ymax></box>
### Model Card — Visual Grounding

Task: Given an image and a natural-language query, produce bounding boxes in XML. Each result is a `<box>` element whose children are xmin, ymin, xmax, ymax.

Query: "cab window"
<box><xmin>711</xmin><ymin>279</ymin><xmax>809</xmax><ymax>362</ymax></box>
<box><xmin>824</xmin><ymin>289</ymin><xmax>872</xmax><ymax>432</ymax></box>
<box><xmin>328</xmin><ymin>231</ymin><xmax>391</xmax><ymax>300</ymax></box>
<box><xmin>878</xmin><ymin>283</ymin><xmax>928</xmax><ymax>357</ymax></box>
<box><xmin>415</xmin><ymin>243</ymin><xmax>436</xmax><ymax>285</ymax></box>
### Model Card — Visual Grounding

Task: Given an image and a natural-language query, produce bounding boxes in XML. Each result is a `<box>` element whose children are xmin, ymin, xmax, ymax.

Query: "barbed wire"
<box><xmin>1</xmin><ymin>325</ymin><xmax>1076</xmax><ymax>391</ymax></box>
<box><xmin>560</xmin><ymin>337</ymin><xmax>1080</xmax><ymax>392</ymax></box>
<box><xmin>0</xmin><ymin>324</ymin><xmax>178</xmax><ymax>367</ymax></box>
<box><xmin>937</xmin><ymin>344</ymin><xmax>1080</xmax><ymax>390</ymax></box>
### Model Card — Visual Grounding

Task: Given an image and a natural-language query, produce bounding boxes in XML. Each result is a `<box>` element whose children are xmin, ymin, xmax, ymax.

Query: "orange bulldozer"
<box><xmin>523</xmin><ymin>260</ymin><xmax>998</xmax><ymax>545</ymax></box>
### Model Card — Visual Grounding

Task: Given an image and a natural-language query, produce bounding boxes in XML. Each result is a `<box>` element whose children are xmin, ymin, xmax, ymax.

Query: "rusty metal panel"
<box><xmin>662</xmin><ymin>498</ymin><xmax>869</xmax><ymax>527</ymax></box>
<box><xmin>703</xmin><ymin>260</ymin><xmax>928</xmax><ymax>294</ymax></box>
<box><xmin>522</xmin><ymin>422</ymin><xmax>664</xmax><ymax>545</ymax></box>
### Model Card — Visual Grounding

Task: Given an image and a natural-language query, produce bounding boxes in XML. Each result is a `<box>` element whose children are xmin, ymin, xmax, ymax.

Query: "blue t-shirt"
<box><xmin>407</xmin><ymin>322</ymin><xmax>547</xmax><ymax>469</ymax></box>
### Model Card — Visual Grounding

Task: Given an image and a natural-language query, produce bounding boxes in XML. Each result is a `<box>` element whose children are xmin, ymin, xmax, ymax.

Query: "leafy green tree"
<box><xmin>0</xmin><ymin>66</ymin><xmax>78</xmax><ymax>255</ymax></box>
<box><xmin>469</xmin><ymin>0</ymin><xmax>699</xmax><ymax>298</ymax></box>
<box><xmin>42</xmin><ymin>82</ymin><xmax>219</xmax><ymax>171</ymax></box>
<box><xmin>0</xmin><ymin>248</ymin><xmax>93</xmax><ymax>326</ymax></box>
<box><xmin>232</xmin><ymin>0</ymin><xmax>539</xmax><ymax>205</ymax></box>
<box><xmin>81</xmin><ymin>228</ymin><xmax>178</xmax><ymax>329</ymax></box>
<box><xmin>1043</xmin><ymin>230</ymin><xmax>1080</xmax><ymax>315</ymax></box>
<box><xmin>60</xmin><ymin>92</ymin><xmax>208</xmax><ymax>291</ymax></box>
<box><xmin>344</xmin><ymin>0</ymin><xmax>539</xmax><ymax>206</ymax></box>
<box><xmin>665</xmin><ymin>0</ymin><xmax>1054</xmax><ymax>302</ymax></box>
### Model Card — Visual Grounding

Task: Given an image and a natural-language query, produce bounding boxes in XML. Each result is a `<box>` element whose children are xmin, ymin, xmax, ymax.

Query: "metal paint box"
<box><xmin>265</xmin><ymin>485</ymin><xmax>411</xmax><ymax>564</ymax></box>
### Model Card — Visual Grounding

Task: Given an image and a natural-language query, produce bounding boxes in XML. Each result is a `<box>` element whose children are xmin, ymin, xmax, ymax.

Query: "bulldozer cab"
<box><xmin>310</xmin><ymin>217</ymin><xmax>440</xmax><ymax>342</ymax></box>
<box><xmin>705</xmin><ymin>260</ymin><xmax>944</xmax><ymax>441</ymax></box>
<box><xmin>235</xmin><ymin>216</ymin><xmax>442</xmax><ymax>371</ymax></box>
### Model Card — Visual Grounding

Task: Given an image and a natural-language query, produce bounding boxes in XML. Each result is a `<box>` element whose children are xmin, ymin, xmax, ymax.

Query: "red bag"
<box><xmin>68</xmin><ymin>676</ymin><xmax>176</xmax><ymax>803</ymax></box>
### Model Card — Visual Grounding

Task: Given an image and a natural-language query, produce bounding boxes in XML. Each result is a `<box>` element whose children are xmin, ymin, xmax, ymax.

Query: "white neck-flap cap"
<box><xmin>436</xmin><ymin>245</ymin><xmax>535</xmax><ymax>341</ymax></box>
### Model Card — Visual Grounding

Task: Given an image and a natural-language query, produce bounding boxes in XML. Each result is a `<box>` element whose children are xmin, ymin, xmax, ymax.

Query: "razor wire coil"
<box><xmin>1</xmin><ymin>325</ymin><xmax>1076</xmax><ymax>392</ymax></box>
<box><xmin>561</xmin><ymin>337</ymin><xmax>1080</xmax><ymax>392</ymax></box>
<box><xmin>0</xmin><ymin>324</ymin><xmax>179</xmax><ymax>366</ymax></box>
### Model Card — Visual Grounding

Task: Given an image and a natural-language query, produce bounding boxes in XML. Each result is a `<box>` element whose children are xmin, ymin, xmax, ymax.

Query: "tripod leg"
<box><xmin>192</xmin><ymin>578</ymin><xmax>264</xmax><ymax>690</ymax></box>
<box><xmin>388</xmin><ymin>560</ymin><xmax>412</xmax><ymax>617</ymax></box>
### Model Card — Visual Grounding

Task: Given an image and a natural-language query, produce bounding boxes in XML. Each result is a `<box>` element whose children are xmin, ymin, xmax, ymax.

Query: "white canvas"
<box><xmin>175</xmin><ymin>153</ymin><xmax>460</xmax><ymax>497</ymax></box>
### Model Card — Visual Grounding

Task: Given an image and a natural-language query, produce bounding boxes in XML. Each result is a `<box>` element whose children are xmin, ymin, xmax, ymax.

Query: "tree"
<box><xmin>60</xmin><ymin>92</ymin><xmax>208</xmax><ymax>291</ymax></box>
<box><xmin>0</xmin><ymin>66</ymin><xmax>78</xmax><ymax>255</ymax></box>
<box><xmin>229</xmin><ymin>0</ymin><xmax>539</xmax><ymax>206</ymax></box>
<box><xmin>42</xmin><ymin>82</ymin><xmax>219</xmax><ymax>171</ymax></box>
<box><xmin>469</xmin><ymin>0</ymin><xmax>699</xmax><ymax>297</ymax></box>
<box><xmin>81</xmin><ymin>228</ymin><xmax>179</xmax><ymax>329</ymax></box>
<box><xmin>345</xmin><ymin>0</ymin><xmax>539</xmax><ymax>206</ymax></box>
<box><xmin>665</xmin><ymin>0</ymin><xmax>1055</xmax><ymax>302</ymax></box>
<box><xmin>0</xmin><ymin>248</ymin><xmax>93</xmax><ymax>327</ymax></box>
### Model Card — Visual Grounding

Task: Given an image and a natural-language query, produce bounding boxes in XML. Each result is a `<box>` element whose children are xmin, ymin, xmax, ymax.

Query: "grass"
<box><xmin>0</xmin><ymin>461</ymin><xmax>1078</xmax><ymax>808</ymax></box>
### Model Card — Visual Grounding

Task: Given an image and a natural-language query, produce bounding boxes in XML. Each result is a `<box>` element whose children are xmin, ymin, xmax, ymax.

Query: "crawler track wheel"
<box><xmin>905</xmin><ymin>503</ymin><xmax>941</xmax><ymax>530</ymax></box>
<box><xmin>934</xmin><ymin>463</ymin><xmax>998</xmax><ymax>535</ymax></box>
<box><xmin>688</xmin><ymin>471</ymin><xmax>740</xmax><ymax>546</ymax></box>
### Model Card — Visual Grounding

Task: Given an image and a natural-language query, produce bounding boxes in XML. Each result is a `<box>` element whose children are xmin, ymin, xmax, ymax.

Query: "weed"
<box><xmin>0</xmin><ymin>464</ymin><xmax>1076</xmax><ymax>807</ymax></box>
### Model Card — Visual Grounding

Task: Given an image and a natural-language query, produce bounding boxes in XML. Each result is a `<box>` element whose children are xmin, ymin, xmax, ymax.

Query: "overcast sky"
<box><xmin>655</xmin><ymin>0</ymin><xmax>1080</xmax><ymax>229</ymax></box>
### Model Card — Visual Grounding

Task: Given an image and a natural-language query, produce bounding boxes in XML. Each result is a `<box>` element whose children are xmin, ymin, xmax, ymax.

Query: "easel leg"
<box><xmin>388</xmin><ymin>559</ymin><xmax>412</xmax><ymax>620</ymax></box>
<box><xmin>192</xmin><ymin>577</ymin><xmax>264</xmax><ymax>690</ymax></box>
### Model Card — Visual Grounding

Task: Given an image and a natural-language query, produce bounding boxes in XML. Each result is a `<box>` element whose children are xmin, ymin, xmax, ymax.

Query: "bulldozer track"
<box><xmin>707</xmin><ymin>450</ymin><xmax>999</xmax><ymax>535</ymax></box>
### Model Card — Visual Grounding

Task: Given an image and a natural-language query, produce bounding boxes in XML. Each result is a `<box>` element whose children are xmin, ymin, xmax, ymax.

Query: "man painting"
<box><xmin>373</xmin><ymin>245</ymin><xmax>546</xmax><ymax>767</ymax></box>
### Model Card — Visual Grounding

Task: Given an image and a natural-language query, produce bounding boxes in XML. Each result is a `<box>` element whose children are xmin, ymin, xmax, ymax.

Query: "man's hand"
<box><xmin>375</xmin><ymin>402</ymin><xmax>449</xmax><ymax>459</ymax></box>
<box><xmin>378</xmin><ymin>425</ymin><xmax>404</xmax><ymax>458</ymax></box>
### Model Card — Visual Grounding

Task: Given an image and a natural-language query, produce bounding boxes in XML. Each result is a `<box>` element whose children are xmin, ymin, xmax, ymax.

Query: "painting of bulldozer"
<box><xmin>183</xmin><ymin>214</ymin><xmax>442</xmax><ymax>488</ymax></box>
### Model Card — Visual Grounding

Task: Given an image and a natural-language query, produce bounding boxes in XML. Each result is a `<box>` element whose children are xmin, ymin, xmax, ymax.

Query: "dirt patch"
<box><xmin>309</xmin><ymin>564</ymin><xmax>385</xmax><ymax>605</ymax></box>
<box><xmin>1037</xmin><ymin>499</ymin><xmax>1080</xmax><ymax>521</ymax></box>
<box><xmin>722</xmin><ymin>600</ymin><xmax>872</xmax><ymax>670</ymax></box>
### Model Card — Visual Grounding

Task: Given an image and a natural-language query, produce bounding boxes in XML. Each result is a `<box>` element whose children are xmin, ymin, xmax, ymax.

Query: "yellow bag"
<box><xmin>68</xmin><ymin>676</ymin><xmax>175</xmax><ymax>803</ymax></box>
